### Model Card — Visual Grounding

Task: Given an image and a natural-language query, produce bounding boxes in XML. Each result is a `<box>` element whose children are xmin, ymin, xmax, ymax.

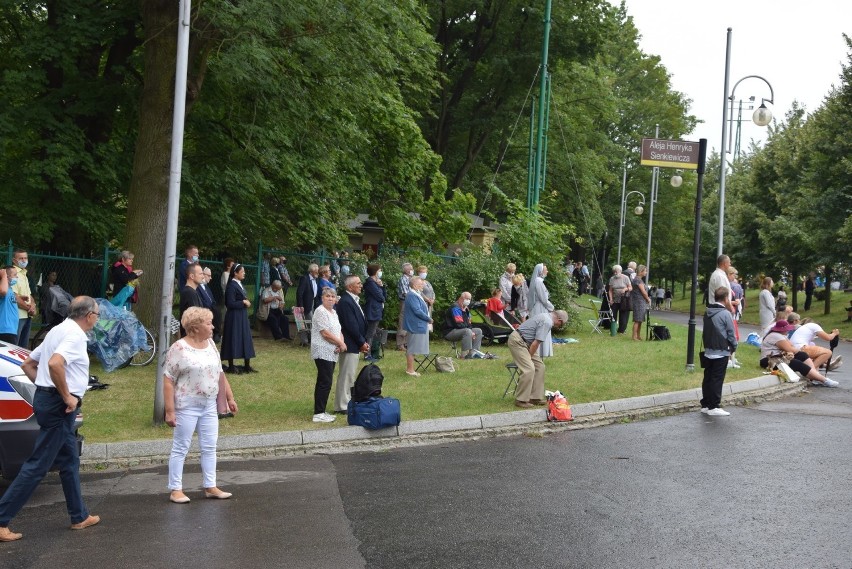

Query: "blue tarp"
<box><xmin>87</xmin><ymin>299</ymin><xmax>149</xmax><ymax>372</ymax></box>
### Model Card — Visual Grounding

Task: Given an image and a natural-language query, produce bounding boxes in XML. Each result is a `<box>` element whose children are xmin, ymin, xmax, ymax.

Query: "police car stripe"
<box><xmin>0</xmin><ymin>377</ymin><xmax>34</xmax><ymax>421</ymax></box>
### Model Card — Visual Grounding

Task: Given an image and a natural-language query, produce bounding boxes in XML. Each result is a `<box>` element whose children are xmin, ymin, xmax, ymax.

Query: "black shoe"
<box><xmin>224</xmin><ymin>365</ymin><xmax>242</xmax><ymax>375</ymax></box>
<box><xmin>243</xmin><ymin>365</ymin><xmax>259</xmax><ymax>373</ymax></box>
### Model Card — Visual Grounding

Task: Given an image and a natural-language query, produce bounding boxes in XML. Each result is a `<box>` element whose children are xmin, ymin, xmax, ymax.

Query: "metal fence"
<box><xmin>3</xmin><ymin>240</ymin><xmax>463</xmax><ymax>327</ymax></box>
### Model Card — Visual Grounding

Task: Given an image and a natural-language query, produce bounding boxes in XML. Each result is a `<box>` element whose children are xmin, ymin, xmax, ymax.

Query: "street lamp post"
<box><xmin>617</xmin><ymin>186</ymin><xmax>646</xmax><ymax>267</ymax></box>
<box><xmin>717</xmin><ymin>27</ymin><xmax>774</xmax><ymax>257</ymax></box>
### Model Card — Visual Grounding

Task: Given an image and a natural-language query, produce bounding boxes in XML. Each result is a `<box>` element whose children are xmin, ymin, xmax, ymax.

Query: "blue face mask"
<box><xmin>9</xmin><ymin>278</ymin><xmax>17</xmax><ymax>286</ymax></box>
<box><xmin>16</xmin><ymin>260</ymin><xmax>27</xmax><ymax>269</ymax></box>
<box><xmin>191</xmin><ymin>255</ymin><xmax>199</xmax><ymax>262</ymax></box>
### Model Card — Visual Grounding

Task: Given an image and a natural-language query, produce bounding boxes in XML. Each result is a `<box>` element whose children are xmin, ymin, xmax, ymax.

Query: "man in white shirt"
<box><xmin>0</xmin><ymin>296</ymin><xmax>101</xmax><ymax>542</ymax></box>
<box><xmin>787</xmin><ymin>313</ymin><xmax>841</xmax><ymax>371</ymax></box>
<box><xmin>707</xmin><ymin>254</ymin><xmax>732</xmax><ymax>310</ymax></box>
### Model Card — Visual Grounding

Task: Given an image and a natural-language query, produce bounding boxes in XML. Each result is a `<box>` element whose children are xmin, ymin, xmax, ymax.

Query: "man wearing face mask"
<box><xmin>276</xmin><ymin>257</ymin><xmax>293</xmax><ymax>297</ymax></box>
<box><xmin>396</xmin><ymin>262</ymin><xmax>414</xmax><ymax>350</ymax></box>
<box><xmin>417</xmin><ymin>265</ymin><xmax>435</xmax><ymax>330</ymax></box>
<box><xmin>508</xmin><ymin>309</ymin><xmax>568</xmax><ymax>408</ymax></box>
<box><xmin>11</xmin><ymin>249</ymin><xmax>36</xmax><ymax>347</ymax></box>
<box><xmin>443</xmin><ymin>292</ymin><xmax>483</xmax><ymax>359</ymax></box>
<box><xmin>178</xmin><ymin>245</ymin><xmax>200</xmax><ymax>291</ymax></box>
<box><xmin>0</xmin><ymin>266</ymin><xmax>20</xmax><ymax>345</ymax></box>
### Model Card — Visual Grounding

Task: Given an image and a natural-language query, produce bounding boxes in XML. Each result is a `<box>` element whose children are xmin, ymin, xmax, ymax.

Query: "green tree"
<box><xmin>123</xmin><ymin>0</ymin><xmax>467</xmax><ymax>329</ymax></box>
<box><xmin>0</xmin><ymin>2</ymin><xmax>141</xmax><ymax>251</ymax></box>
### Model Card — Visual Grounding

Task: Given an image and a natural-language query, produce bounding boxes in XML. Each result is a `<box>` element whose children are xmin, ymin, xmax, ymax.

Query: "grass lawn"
<box><xmin>669</xmin><ymin>288</ymin><xmax>851</xmax><ymax>332</ymax></box>
<box><xmin>82</xmin><ymin>312</ymin><xmax>767</xmax><ymax>443</ymax></box>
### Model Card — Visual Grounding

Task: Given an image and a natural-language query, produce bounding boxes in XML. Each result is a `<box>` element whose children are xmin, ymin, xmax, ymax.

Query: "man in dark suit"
<box><xmin>334</xmin><ymin>274</ymin><xmax>370</xmax><ymax>413</ymax></box>
<box><xmin>198</xmin><ymin>267</ymin><xmax>222</xmax><ymax>343</ymax></box>
<box><xmin>295</xmin><ymin>263</ymin><xmax>319</xmax><ymax>319</ymax></box>
<box><xmin>179</xmin><ymin>263</ymin><xmax>203</xmax><ymax>337</ymax></box>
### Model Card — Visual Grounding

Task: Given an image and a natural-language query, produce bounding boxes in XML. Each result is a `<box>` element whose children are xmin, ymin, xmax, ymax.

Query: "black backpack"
<box><xmin>352</xmin><ymin>364</ymin><xmax>384</xmax><ymax>403</ymax></box>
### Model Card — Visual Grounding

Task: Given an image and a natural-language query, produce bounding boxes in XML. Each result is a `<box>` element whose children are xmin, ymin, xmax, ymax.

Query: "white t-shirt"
<box><xmin>789</xmin><ymin>322</ymin><xmax>824</xmax><ymax>348</ymax></box>
<box><xmin>30</xmin><ymin>318</ymin><xmax>90</xmax><ymax>397</ymax></box>
<box><xmin>708</xmin><ymin>268</ymin><xmax>729</xmax><ymax>301</ymax></box>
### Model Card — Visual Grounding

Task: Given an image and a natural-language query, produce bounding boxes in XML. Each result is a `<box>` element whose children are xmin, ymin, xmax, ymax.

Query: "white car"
<box><xmin>0</xmin><ymin>341</ymin><xmax>84</xmax><ymax>480</ymax></box>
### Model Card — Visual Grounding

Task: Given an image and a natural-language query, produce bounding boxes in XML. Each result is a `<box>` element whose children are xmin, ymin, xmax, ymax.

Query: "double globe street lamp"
<box><xmin>717</xmin><ymin>27</ymin><xmax>775</xmax><ymax>256</ymax></box>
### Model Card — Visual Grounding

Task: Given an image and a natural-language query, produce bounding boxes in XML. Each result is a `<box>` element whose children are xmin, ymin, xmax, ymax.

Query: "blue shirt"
<box><xmin>0</xmin><ymin>290</ymin><xmax>18</xmax><ymax>335</ymax></box>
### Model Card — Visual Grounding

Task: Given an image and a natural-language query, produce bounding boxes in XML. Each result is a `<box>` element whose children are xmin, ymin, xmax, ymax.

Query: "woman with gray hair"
<box><xmin>403</xmin><ymin>276</ymin><xmax>432</xmax><ymax>376</ymax></box>
<box><xmin>608</xmin><ymin>264</ymin><xmax>632</xmax><ymax>335</ymax></box>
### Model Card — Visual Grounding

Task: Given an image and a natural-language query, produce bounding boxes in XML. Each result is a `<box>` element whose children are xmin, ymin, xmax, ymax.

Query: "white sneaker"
<box><xmin>823</xmin><ymin>379</ymin><xmax>840</xmax><ymax>388</ymax></box>
<box><xmin>312</xmin><ymin>413</ymin><xmax>336</xmax><ymax>423</ymax></box>
<box><xmin>700</xmin><ymin>407</ymin><xmax>709</xmax><ymax>414</ymax></box>
<box><xmin>827</xmin><ymin>356</ymin><xmax>843</xmax><ymax>371</ymax></box>
<box><xmin>706</xmin><ymin>408</ymin><xmax>730</xmax><ymax>416</ymax></box>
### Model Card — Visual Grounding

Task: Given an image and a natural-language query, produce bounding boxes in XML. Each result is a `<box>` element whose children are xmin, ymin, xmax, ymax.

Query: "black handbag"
<box><xmin>698</xmin><ymin>338</ymin><xmax>707</xmax><ymax>368</ymax></box>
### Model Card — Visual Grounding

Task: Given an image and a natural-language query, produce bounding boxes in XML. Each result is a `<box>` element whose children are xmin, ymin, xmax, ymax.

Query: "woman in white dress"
<box><xmin>527</xmin><ymin>263</ymin><xmax>555</xmax><ymax>357</ymax></box>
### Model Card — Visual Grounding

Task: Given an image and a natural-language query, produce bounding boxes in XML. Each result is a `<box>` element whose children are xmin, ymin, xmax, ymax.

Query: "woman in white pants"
<box><xmin>164</xmin><ymin>307</ymin><xmax>238</xmax><ymax>504</ymax></box>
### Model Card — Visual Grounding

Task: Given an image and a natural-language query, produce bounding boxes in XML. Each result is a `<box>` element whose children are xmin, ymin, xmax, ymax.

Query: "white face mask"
<box><xmin>462</xmin><ymin>299</ymin><xmax>471</xmax><ymax>307</ymax></box>
<box><xmin>377</xmin><ymin>271</ymin><xmax>383</xmax><ymax>279</ymax></box>
<box><xmin>419</xmin><ymin>272</ymin><xmax>427</xmax><ymax>280</ymax></box>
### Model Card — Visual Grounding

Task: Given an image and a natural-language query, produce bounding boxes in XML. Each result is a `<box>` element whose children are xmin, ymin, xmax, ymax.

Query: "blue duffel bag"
<box><xmin>347</xmin><ymin>396</ymin><xmax>401</xmax><ymax>430</ymax></box>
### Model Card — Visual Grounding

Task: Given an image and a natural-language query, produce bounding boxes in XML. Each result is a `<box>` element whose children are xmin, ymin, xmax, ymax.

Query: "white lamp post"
<box><xmin>717</xmin><ymin>27</ymin><xmax>774</xmax><ymax>257</ymax></box>
<box><xmin>617</xmin><ymin>189</ymin><xmax>646</xmax><ymax>267</ymax></box>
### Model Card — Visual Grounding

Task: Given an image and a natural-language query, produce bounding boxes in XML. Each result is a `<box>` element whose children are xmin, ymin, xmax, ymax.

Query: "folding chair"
<box><xmin>414</xmin><ymin>353</ymin><xmax>439</xmax><ymax>373</ymax></box>
<box><xmin>588</xmin><ymin>299</ymin><xmax>613</xmax><ymax>334</ymax></box>
<box><xmin>503</xmin><ymin>363</ymin><xmax>520</xmax><ymax>398</ymax></box>
<box><xmin>293</xmin><ymin>307</ymin><xmax>311</xmax><ymax>346</ymax></box>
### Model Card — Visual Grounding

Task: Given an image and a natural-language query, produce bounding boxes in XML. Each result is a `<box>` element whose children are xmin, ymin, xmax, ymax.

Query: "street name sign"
<box><xmin>640</xmin><ymin>138</ymin><xmax>701</xmax><ymax>170</ymax></box>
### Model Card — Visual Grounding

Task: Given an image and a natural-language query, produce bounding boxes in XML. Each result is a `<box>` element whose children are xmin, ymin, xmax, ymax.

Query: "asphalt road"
<box><xmin>2</xmin><ymin>383</ymin><xmax>850</xmax><ymax>569</ymax></box>
<box><xmin>1</xmin><ymin>309</ymin><xmax>848</xmax><ymax>569</ymax></box>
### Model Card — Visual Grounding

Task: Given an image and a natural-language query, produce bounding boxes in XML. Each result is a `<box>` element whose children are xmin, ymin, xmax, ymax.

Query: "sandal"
<box><xmin>405</xmin><ymin>371</ymin><xmax>421</xmax><ymax>377</ymax></box>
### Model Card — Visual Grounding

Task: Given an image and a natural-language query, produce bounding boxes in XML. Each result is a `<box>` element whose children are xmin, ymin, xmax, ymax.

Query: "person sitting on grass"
<box><xmin>759</xmin><ymin>319</ymin><xmax>839</xmax><ymax>388</ymax></box>
<box><xmin>443</xmin><ymin>292</ymin><xmax>484</xmax><ymax>359</ymax></box>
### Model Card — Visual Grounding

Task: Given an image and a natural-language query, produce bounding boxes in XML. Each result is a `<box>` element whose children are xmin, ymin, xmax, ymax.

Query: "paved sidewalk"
<box><xmin>80</xmin><ymin>308</ymin><xmax>845</xmax><ymax>473</ymax></box>
<box><xmin>81</xmin><ymin>374</ymin><xmax>804</xmax><ymax>473</ymax></box>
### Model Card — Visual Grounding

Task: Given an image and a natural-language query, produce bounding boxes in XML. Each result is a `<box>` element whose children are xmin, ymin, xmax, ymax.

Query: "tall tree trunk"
<box><xmin>823</xmin><ymin>267</ymin><xmax>832</xmax><ymax>316</ymax></box>
<box><xmin>124</xmin><ymin>0</ymin><xmax>179</xmax><ymax>333</ymax></box>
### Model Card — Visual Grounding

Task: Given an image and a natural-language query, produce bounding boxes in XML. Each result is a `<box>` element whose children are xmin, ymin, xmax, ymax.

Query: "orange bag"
<box><xmin>546</xmin><ymin>392</ymin><xmax>573</xmax><ymax>422</ymax></box>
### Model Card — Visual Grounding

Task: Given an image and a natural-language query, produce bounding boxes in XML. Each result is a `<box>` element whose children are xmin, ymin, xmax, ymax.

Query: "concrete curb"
<box><xmin>80</xmin><ymin>375</ymin><xmax>805</xmax><ymax>472</ymax></box>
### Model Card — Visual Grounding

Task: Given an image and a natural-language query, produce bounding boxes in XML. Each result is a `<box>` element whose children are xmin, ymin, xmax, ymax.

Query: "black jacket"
<box><xmin>337</xmin><ymin>292</ymin><xmax>367</xmax><ymax>354</ymax></box>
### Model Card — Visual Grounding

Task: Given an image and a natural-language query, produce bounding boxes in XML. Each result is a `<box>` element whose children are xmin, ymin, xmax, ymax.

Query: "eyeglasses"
<box><xmin>88</xmin><ymin>311</ymin><xmax>100</xmax><ymax>317</ymax></box>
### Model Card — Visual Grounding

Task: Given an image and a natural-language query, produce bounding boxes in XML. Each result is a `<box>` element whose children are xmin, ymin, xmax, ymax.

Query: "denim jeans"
<box><xmin>0</xmin><ymin>390</ymin><xmax>88</xmax><ymax>526</ymax></box>
<box><xmin>168</xmin><ymin>397</ymin><xmax>219</xmax><ymax>490</ymax></box>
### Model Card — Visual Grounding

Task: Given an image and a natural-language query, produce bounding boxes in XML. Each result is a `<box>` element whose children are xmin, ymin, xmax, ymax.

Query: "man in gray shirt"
<box><xmin>508</xmin><ymin>309</ymin><xmax>568</xmax><ymax>408</ymax></box>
